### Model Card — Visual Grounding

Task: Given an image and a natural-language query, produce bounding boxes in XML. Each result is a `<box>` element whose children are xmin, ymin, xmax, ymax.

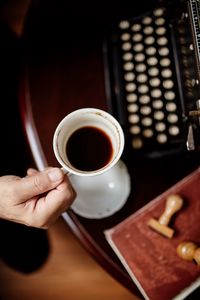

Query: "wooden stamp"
<box><xmin>177</xmin><ymin>242</ymin><xmax>200</xmax><ymax>265</ymax></box>
<box><xmin>148</xmin><ymin>194</ymin><xmax>183</xmax><ymax>238</ymax></box>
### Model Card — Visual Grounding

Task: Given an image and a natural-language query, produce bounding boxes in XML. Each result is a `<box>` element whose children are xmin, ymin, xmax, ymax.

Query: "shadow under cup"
<box><xmin>53</xmin><ymin>108</ymin><xmax>124</xmax><ymax>176</ymax></box>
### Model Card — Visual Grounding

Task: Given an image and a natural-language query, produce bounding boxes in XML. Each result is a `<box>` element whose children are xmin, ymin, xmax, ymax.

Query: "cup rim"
<box><xmin>53</xmin><ymin>108</ymin><xmax>124</xmax><ymax>176</ymax></box>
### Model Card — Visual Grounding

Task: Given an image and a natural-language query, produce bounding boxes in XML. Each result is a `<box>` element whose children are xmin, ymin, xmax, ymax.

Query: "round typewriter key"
<box><xmin>157</xmin><ymin>37</ymin><xmax>168</xmax><ymax>46</ymax></box>
<box><xmin>166</xmin><ymin>102</ymin><xmax>176</xmax><ymax>112</ymax></box>
<box><xmin>135</xmin><ymin>63</ymin><xmax>146</xmax><ymax>72</ymax></box>
<box><xmin>126</xmin><ymin>93</ymin><xmax>137</xmax><ymax>102</ymax></box>
<box><xmin>147</xmin><ymin>57</ymin><xmax>158</xmax><ymax>66</ymax></box>
<box><xmin>142</xmin><ymin>16</ymin><xmax>152</xmax><ymax>25</ymax></box>
<box><xmin>121</xmin><ymin>33</ymin><xmax>131</xmax><ymax>41</ymax></box>
<box><xmin>127</xmin><ymin>103</ymin><xmax>138</xmax><ymax>113</ymax></box>
<box><xmin>132</xmin><ymin>138</ymin><xmax>143</xmax><ymax>149</ymax></box>
<box><xmin>137</xmin><ymin>73</ymin><xmax>148</xmax><ymax>83</ymax></box>
<box><xmin>161</xmin><ymin>68</ymin><xmax>172</xmax><ymax>78</ymax></box>
<box><xmin>139</xmin><ymin>95</ymin><xmax>150</xmax><ymax>104</ymax></box>
<box><xmin>122</xmin><ymin>42</ymin><xmax>132</xmax><ymax>51</ymax></box>
<box><xmin>143</xmin><ymin>26</ymin><xmax>154</xmax><ymax>35</ymax></box>
<box><xmin>140</xmin><ymin>106</ymin><xmax>151</xmax><ymax>115</ymax></box>
<box><xmin>154</xmin><ymin>111</ymin><xmax>164</xmax><ymax>120</ymax></box>
<box><xmin>124</xmin><ymin>72</ymin><xmax>135</xmax><ymax>81</ymax></box>
<box><xmin>155</xmin><ymin>17</ymin><xmax>165</xmax><ymax>26</ymax></box>
<box><xmin>155</xmin><ymin>122</ymin><xmax>166</xmax><ymax>132</ymax></box>
<box><xmin>156</xmin><ymin>27</ymin><xmax>166</xmax><ymax>35</ymax></box>
<box><xmin>123</xmin><ymin>52</ymin><xmax>133</xmax><ymax>61</ymax></box>
<box><xmin>143</xmin><ymin>128</ymin><xmax>153</xmax><ymax>137</ymax></box>
<box><xmin>167</xmin><ymin>113</ymin><xmax>178</xmax><ymax>123</ymax></box>
<box><xmin>158</xmin><ymin>47</ymin><xmax>169</xmax><ymax>56</ymax></box>
<box><xmin>123</xmin><ymin>62</ymin><xmax>134</xmax><ymax>71</ymax></box>
<box><xmin>163</xmin><ymin>79</ymin><xmax>174</xmax><ymax>89</ymax></box>
<box><xmin>164</xmin><ymin>91</ymin><xmax>175</xmax><ymax>100</ymax></box>
<box><xmin>129</xmin><ymin>114</ymin><xmax>140</xmax><ymax>124</ymax></box>
<box><xmin>133</xmin><ymin>43</ymin><xmax>144</xmax><ymax>52</ymax></box>
<box><xmin>130</xmin><ymin>125</ymin><xmax>141</xmax><ymax>134</ymax></box>
<box><xmin>126</xmin><ymin>82</ymin><xmax>136</xmax><ymax>92</ymax></box>
<box><xmin>135</xmin><ymin>53</ymin><xmax>145</xmax><ymax>62</ymax></box>
<box><xmin>160</xmin><ymin>58</ymin><xmax>170</xmax><ymax>67</ymax></box>
<box><xmin>157</xmin><ymin>133</ymin><xmax>167</xmax><ymax>143</ymax></box>
<box><xmin>169</xmin><ymin>125</ymin><xmax>179</xmax><ymax>136</ymax></box>
<box><xmin>150</xmin><ymin>78</ymin><xmax>160</xmax><ymax>87</ymax></box>
<box><xmin>152</xmin><ymin>99</ymin><xmax>163</xmax><ymax>109</ymax></box>
<box><xmin>131</xmin><ymin>23</ymin><xmax>141</xmax><ymax>31</ymax></box>
<box><xmin>151</xmin><ymin>89</ymin><xmax>162</xmax><ymax>98</ymax></box>
<box><xmin>146</xmin><ymin>46</ymin><xmax>156</xmax><ymax>55</ymax></box>
<box><xmin>132</xmin><ymin>33</ymin><xmax>143</xmax><ymax>42</ymax></box>
<box><xmin>119</xmin><ymin>20</ymin><xmax>130</xmax><ymax>29</ymax></box>
<box><xmin>138</xmin><ymin>84</ymin><xmax>149</xmax><ymax>94</ymax></box>
<box><xmin>153</xmin><ymin>8</ymin><xmax>164</xmax><ymax>16</ymax></box>
<box><xmin>148</xmin><ymin>67</ymin><xmax>159</xmax><ymax>76</ymax></box>
<box><xmin>141</xmin><ymin>117</ymin><xmax>152</xmax><ymax>126</ymax></box>
<box><xmin>144</xmin><ymin>36</ymin><xmax>155</xmax><ymax>45</ymax></box>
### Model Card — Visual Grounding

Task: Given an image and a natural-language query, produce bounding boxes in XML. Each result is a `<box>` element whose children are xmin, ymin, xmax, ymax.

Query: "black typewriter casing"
<box><xmin>103</xmin><ymin>0</ymin><xmax>200</xmax><ymax>160</ymax></box>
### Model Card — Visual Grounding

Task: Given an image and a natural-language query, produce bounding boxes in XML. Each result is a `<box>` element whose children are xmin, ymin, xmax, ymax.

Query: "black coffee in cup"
<box><xmin>66</xmin><ymin>126</ymin><xmax>113</xmax><ymax>172</ymax></box>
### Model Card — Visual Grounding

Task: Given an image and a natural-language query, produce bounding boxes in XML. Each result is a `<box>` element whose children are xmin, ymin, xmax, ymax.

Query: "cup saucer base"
<box><xmin>70</xmin><ymin>160</ymin><xmax>131</xmax><ymax>219</ymax></box>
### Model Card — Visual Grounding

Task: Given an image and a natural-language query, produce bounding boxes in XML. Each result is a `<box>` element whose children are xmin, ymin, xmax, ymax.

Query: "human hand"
<box><xmin>0</xmin><ymin>167</ymin><xmax>76</xmax><ymax>228</ymax></box>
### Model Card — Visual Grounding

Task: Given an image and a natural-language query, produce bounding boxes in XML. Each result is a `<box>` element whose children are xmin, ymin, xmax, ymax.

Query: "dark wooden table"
<box><xmin>19</xmin><ymin>1</ymin><xmax>200</xmax><ymax>298</ymax></box>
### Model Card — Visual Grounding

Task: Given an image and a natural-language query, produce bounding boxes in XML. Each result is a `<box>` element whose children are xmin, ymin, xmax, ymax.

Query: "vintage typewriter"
<box><xmin>104</xmin><ymin>0</ymin><xmax>200</xmax><ymax>159</ymax></box>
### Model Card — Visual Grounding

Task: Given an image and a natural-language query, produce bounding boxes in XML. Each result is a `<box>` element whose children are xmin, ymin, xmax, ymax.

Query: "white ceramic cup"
<box><xmin>53</xmin><ymin>108</ymin><xmax>124</xmax><ymax>176</ymax></box>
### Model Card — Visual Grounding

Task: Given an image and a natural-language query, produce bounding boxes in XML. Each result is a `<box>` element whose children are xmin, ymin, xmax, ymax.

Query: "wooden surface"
<box><xmin>0</xmin><ymin>1</ymin><xmax>139</xmax><ymax>300</ymax></box>
<box><xmin>0</xmin><ymin>218</ymin><xmax>139</xmax><ymax>300</ymax></box>
<box><xmin>105</xmin><ymin>168</ymin><xmax>200</xmax><ymax>300</ymax></box>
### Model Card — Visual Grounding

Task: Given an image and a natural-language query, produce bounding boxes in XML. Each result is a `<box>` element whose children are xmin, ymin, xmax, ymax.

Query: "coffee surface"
<box><xmin>66</xmin><ymin>126</ymin><xmax>113</xmax><ymax>171</ymax></box>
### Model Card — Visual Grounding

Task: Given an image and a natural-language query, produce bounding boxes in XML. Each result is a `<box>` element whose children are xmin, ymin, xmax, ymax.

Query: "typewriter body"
<box><xmin>104</xmin><ymin>0</ymin><xmax>200</xmax><ymax>159</ymax></box>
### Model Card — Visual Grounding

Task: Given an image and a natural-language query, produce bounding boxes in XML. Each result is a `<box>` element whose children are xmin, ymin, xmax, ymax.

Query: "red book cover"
<box><xmin>105</xmin><ymin>168</ymin><xmax>200</xmax><ymax>300</ymax></box>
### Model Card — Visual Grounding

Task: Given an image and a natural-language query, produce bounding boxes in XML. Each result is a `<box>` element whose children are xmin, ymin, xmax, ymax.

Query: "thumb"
<box><xmin>15</xmin><ymin>168</ymin><xmax>64</xmax><ymax>200</ymax></box>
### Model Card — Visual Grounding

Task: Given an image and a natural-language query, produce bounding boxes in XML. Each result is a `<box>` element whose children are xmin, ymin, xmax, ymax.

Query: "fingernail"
<box><xmin>48</xmin><ymin>168</ymin><xmax>63</xmax><ymax>182</ymax></box>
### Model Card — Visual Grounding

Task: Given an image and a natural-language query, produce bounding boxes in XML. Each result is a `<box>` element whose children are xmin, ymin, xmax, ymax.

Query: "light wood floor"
<box><xmin>0</xmin><ymin>218</ymin><xmax>139</xmax><ymax>300</ymax></box>
<box><xmin>0</xmin><ymin>1</ymin><xmax>140</xmax><ymax>299</ymax></box>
